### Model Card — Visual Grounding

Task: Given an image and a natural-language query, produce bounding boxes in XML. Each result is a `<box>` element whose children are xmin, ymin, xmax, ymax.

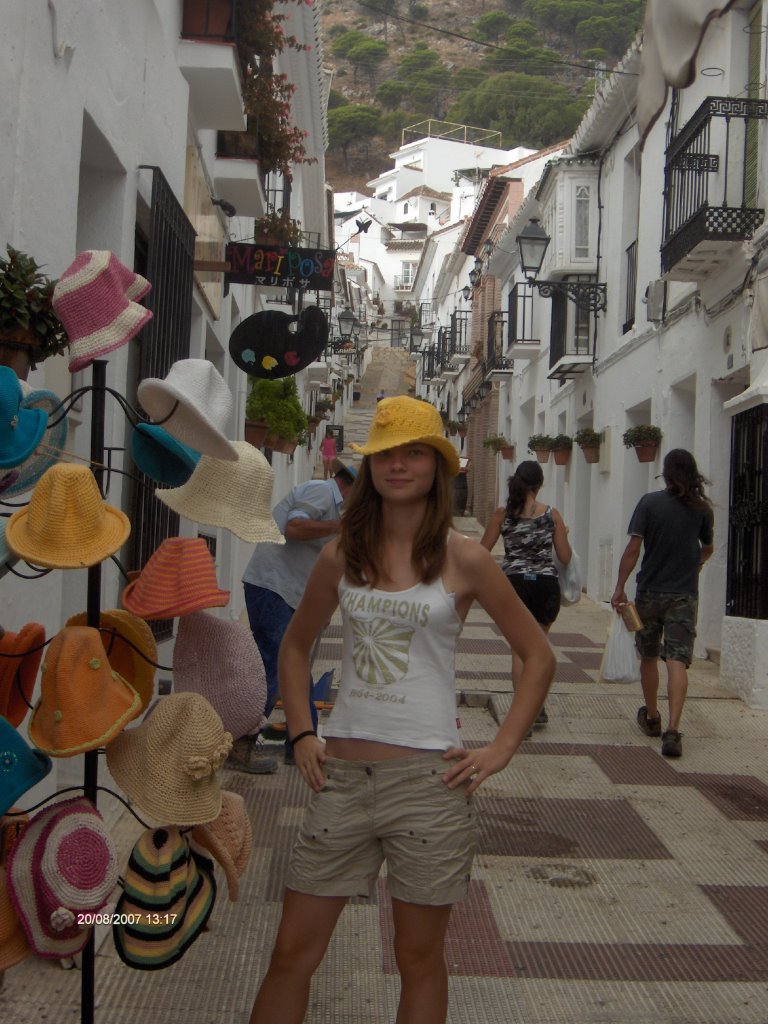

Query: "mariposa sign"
<box><xmin>226</xmin><ymin>242</ymin><xmax>335</xmax><ymax>291</ymax></box>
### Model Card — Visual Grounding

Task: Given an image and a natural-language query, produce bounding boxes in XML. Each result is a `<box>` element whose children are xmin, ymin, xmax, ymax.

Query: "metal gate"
<box><xmin>727</xmin><ymin>405</ymin><xmax>768</xmax><ymax>618</ymax></box>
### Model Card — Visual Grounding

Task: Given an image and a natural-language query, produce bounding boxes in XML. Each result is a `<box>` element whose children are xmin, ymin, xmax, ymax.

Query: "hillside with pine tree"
<box><xmin>320</xmin><ymin>0</ymin><xmax>644</xmax><ymax>190</ymax></box>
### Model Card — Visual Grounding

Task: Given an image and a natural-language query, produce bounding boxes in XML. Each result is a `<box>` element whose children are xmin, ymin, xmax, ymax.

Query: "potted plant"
<box><xmin>245</xmin><ymin>376</ymin><xmax>308</xmax><ymax>454</ymax></box>
<box><xmin>574</xmin><ymin>427</ymin><xmax>602</xmax><ymax>464</ymax></box>
<box><xmin>551</xmin><ymin>433</ymin><xmax>573</xmax><ymax>466</ymax></box>
<box><xmin>314</xmin><ymin>398</ymin><xmax>333</xmax><ymax>418</ymax></box>
<box><xmin>306</xmin><ymin>413</ymin><xmax>322</xmax><ymax>435</ymax></box>
<box><xmin>0</xmin><ymin>246</ymin><xmax>69</xmax><ymax>379</ymax></box>
<box><xmin>623</xmin><ymin>424</ymin><xmax>663</xmax><ymax>462</ymax></box>
<box><xmin>528</xmin><ymin>434</ymin><xmax>554</xmax><ymax>464</ymax></box>
<box><xmin>252</xmin><ymin>207</ymin><xmax>304</xmax><ymax>246</ymax></box>
<box><xmin>483</xmin><ymin>436</ymin><xmax>515</xmax><ymax>459</ymax></box>
<box><xmin>447</xmin><ymin>419</ymin><xmax>462</xmax><ymax>437</ymax></box>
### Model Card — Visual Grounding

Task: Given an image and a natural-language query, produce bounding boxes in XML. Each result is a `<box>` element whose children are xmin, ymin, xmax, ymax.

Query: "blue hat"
<box><xmin>0</xmin><ymin>715</ymin><xmax>52</xmax><ymax>816</ymax></box>
<box><xmin>2</xmin><ymin>384</ymin><xmax>68</xmax><ymax>498</ymax></box>
<box><xmin>131</xmin><ymin>422</ymin><xmax>201</xmax><ymax>487</ymax></box>
<box><xmin>0</xmin><ymin>368</ymin><xmax>48</xmax><ymax>470</ymax></box>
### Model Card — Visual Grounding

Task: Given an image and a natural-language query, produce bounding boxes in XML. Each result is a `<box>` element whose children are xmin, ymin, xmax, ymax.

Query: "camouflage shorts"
<box><xmin>634</xmin><ymin>592</ymin><xmax>698</xmax><ymax>667</ymax></box>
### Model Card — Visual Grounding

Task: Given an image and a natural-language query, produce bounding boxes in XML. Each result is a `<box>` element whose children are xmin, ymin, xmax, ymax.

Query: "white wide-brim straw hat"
<box><xmin>155</xmin><ymin>441</ymin><xmax>284</xmax><ymax>544</ymax></box>
<box><xmin>138</xmin><ymin>359</ymin><xmax>238</xmax><ymax>462</ymax></box>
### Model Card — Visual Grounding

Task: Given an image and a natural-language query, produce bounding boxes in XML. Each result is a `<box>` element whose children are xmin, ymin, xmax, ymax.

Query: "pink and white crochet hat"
<box><xmin>6</xmin><ymin>796</ymin><xmax>119</xmax><ymax>959</ymax></box>
<box><xmin>138</xmin><ymin>360</ymin><xmax>238</xmax><ymax>462</ymax></box>
<box><xmin>173</xmin><ymin>611</ymin><xmax>267</xmax><ymax>741</ymax></box>
<box><xmin>52</xmin><ymin>251</ymin><xmax>152</xmax><ymax>373</ymax></box>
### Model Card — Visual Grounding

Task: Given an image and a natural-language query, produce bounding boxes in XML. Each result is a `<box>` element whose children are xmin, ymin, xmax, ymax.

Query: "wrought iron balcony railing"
<box><xmin>623</xmin><ymin>239</ymin><xmax>637</xmax><ymax>334</ymax></box>
<box><xmin>662</xmin><ymin>96</ymin><xmax>768</xmax><ymax>279</ymax></box>
<box><xmin>485</xmin><ymin>312</ymin><xmax>513</xmax><ymax>378</ymax></box>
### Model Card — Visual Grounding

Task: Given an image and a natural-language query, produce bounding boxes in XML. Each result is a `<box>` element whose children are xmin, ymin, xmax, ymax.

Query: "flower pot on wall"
<box><xmin>553</xmin><ymin>449</ymin><xmax>570</xmax><ymax>466</ymax></box>
<box><xmin>534</xmin><ymin>448</ymin><xmax>550</xmax><ymax>464</ymax></box>
<box><xmin>244</xmin><ymin>420</ymin><xmax>269</xmax><ymax>448</ymax></box>
<box><xmin>633</xmin><ymin>443</ymin><xmax>658</xmax><ymax>463</ymax></box>
<box><xmin>501</xmin><ymin>445</ymin><xmax>515</xmax><ymax>460</ymax></box>
<box><xmin>266</xmin><ymin>435</ymin><xmax>297</xmax><ymax>455</ymax></box>
<box><xmin>579</xmin><ymin>445</ymin><xmax>600</xmax><ymax>464</ymax></box>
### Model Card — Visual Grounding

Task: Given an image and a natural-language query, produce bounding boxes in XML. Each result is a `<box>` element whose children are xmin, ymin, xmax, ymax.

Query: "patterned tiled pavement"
<box><xmin>2</xmin><ymin>518</ymin><xmax>767</xmax><ymax>1023</ymax></box>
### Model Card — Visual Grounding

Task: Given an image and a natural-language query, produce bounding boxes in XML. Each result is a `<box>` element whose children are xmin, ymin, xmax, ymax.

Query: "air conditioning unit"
<box><xmin>645</xmin><ymin>279</ymin><xmax>666</xmax><ymax>323</ymax></box>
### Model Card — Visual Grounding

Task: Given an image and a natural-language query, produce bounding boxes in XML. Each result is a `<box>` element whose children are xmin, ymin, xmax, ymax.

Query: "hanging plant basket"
<box><xmin>244</xmin><ymin>420</ymin><xmax>269</xmax><ymax>448</ymax></box>
<box><xmin>579</xmin><ymin>444</ymin><xmax>600</xmax><ymax>464</ymax></box>
<box><xmin>633</xmin><ymin>442</ymin><xmax>659</xmax><ymax>463</ymax></box>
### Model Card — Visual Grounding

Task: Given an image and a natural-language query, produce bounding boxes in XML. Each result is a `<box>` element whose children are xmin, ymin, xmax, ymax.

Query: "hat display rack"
<box><xmin>0</xmin><ymin>251</ymin><xmax>275</xmax><ymax>1021</ymax></box>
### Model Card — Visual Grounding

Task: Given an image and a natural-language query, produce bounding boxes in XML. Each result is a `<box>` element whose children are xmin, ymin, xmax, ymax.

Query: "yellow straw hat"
<box><xmin>350</xmin><ymin>396</ymin><xmax>459</xmax><ymax>476</ymax></box>
<box><xmin>5</xmin><ymin>463</ymin><xmax>131</xmax><ymax>569</ymax></box>
<box><xmin>65</xmin><ymin>610</ymin><xmax>157</xmax><ymax>712</ymax></box>
<box><xmin>28</xmin><ymin>627</ymin><xmax>143</xmax><ymax>756</ymax></box>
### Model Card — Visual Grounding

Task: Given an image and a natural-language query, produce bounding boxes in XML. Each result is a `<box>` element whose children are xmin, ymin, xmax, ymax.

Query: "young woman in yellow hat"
<box><xmin>248</xmin><ymin>396</ymin><xmax>555</xmax><ymax>1024</ymax></box>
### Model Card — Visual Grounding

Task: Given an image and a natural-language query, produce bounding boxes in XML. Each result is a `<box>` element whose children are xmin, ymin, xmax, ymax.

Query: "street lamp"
<box><xmin>337</xmin><ymin>306</ymin><xmax>357</xmax><ymax>341</ymax></box>
<box><xmin>516</xmin><ymin>217</ymin><xmax>607</xmax><ymax>313</ymax></box>
<box><xmin>462</xmin><ymin>285</ymin><xmax>472</xmax><ymax>301</ymax></box>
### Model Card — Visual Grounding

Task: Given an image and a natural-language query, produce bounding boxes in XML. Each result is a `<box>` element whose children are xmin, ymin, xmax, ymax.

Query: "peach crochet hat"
<box><xmin>106</xmin><ymin>692</ymin><xmax>232</xmax><ymax>826</ymax></box>
<box><xmin>28</xmin><ymin>627</ymin><xmax>142</xmax><ymax>757</ymax></box>
<box><xmin>190</xmin><ymin>791</ymin><xmax>252</xmax><ymax>902</ymax></box>
<box><xmin>350</xmin><ymin>396</ymin><xmax>460</xmax><ymax>476</ymax></box>
<box><xmin>5</xmin><ymin>463</ymin><xmax>131</xmax><ymax>569</ymax></box>
<box><xmin>65</xmin><ymin>610</ymin><xmax>157</xmax><ymax>712</ymax></box>
<box><xmin>121</xmin><ymin>537</ymin><xmax>230</xmax><ymax>620</ymax></box>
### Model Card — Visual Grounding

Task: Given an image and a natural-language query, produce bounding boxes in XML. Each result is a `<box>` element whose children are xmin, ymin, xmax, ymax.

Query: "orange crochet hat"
<box><xmin>0</xmin><ymin>623</ymin><xmax>45</xmax><ymax>727</ymax></box>
<box><xmin>65</xmin><ymin>610</ymin><xmax>156</xmax><ymax>712</ymax></box>
<box><xmin>27</xmin><ymin>627</ymin><xmax>142</xmax><ymax>757</ymax></box>
<box><xmin>121</xmin><ymin>537</ymin><xmax>230</xmax><ymax>620</ymax></box>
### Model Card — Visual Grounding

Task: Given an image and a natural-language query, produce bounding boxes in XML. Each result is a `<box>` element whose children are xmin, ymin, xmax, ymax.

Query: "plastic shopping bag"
<box><xmin>600</xmin><ymin>614</ymin><xmax>641</xmax><ymax>683</ymax></box>
<box><xmin>553</xmin><ymin>550</ymin><xmax>582</xmax><ymax>605</ymax></box>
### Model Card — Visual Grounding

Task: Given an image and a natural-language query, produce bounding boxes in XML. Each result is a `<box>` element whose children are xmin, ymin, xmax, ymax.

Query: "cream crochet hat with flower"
<box><xmin>106</xmin><ymin>692</ymin><xmax>232</xmax><ymax>826</ymax></box>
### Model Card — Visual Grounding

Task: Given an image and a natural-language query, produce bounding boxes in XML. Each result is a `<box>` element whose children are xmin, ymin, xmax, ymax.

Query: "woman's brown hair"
<box><xmin>340</xmin><ymin>450</ymin><xmax>454</xmax><ymax>587</ymax></box>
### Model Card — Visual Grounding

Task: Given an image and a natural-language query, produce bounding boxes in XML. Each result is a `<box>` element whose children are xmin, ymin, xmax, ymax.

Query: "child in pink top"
<box><xmin>320</xmin><ymin>430</ymin><xmax>336</xmax><ymax>479</ymax></box>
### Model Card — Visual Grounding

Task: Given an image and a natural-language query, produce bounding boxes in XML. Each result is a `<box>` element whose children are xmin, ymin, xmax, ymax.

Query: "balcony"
<box><xmin>177</xmin><ymin>38</ymin><xmax>245</xmax><ymax>132</ymax></box>
<box><xmin>662</xmin><ymin>96</ymin><xmax>768</xmax><ymax>281</ymax></box>
<box><xmin>547</xmin><ymin>288</ymin><xmax>595</xmax><ymax>381</ymax></box>
<box><xmin>506</xmin><ymin>283</ymin><xmax>540</xmax><ymax>360</ymax></box>
<box><xmin>485</xmin><ymin>312</ymin><xmax>514</xmax><ymax>380</ymax></box>
<box><xmin>449</xmin><ymin>310</ymin><xmax>471</xmax><ymax>363</ymax></box>
<box><xmin>214</xmin><ymin>120</ymin><xmax>267</xmax><ymax>217</ymax></box>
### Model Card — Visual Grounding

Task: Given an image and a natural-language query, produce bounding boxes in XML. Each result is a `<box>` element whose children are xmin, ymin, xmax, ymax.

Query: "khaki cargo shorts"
<box><xmin>634</xmin><ymin>591</ymin><xmax>698</xmax><ymax>667</ymax></box>
<box><xmin>286</xmin><ymin>752</ymin><xmax>477</xmax><ymax>906</ymax></box>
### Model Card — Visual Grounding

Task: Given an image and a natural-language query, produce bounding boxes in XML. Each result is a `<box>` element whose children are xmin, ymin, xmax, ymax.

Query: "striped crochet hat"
<box><xmin>138</xmin><ymin>359</ymin><xmax>238</xmax><ymax>462</ymax></box>
<box><xmin>5</xmin><ymin>463</ymin><xmax>131</xmax><ymax>569</ymax></box>
<box><xmin>65</xmin><ymin>610</ymin><xmax>157</xmax><ymax>712</ymax></box>
<box><xmin>28</xmin><ymin>626</ymin><xmax>142</xmax><ymax>757</ymax></box>
<box><xmin>105</xmin><ymin>692</ymin><xmax>232</xmax><ymax>825</ymax></box>
<box><xmin>173</xmin><ymin>612</ymin><xmax>266</xmax><ymax>741</ymax></box>
<box><xmin>113</xmin><ymin>826</ymin><xmax>216</xmax><ymax>970</ymax></box>
<box><xmin>121</xmin><ymin>537</ymin><xmax>230</xmax><ymax>620</ymax></box>
<box><xmin>155</xmin><ymin>441</ymin><xmax>283</xmax><ymax>544</ymax></box>
<box><xmin>52</xmin><ymin>250</ymin><xmax>152</xmax><ymax>373</ymax></box>
<box><xmin>190</xmin><ymin>791</ymin><xmax>252</xmax><ymax>902</ymax></box>
<box><xmin>0</xmin><ymin>622</ymin><xmax>45</xmax><ymax>728</ymax></box>
<box><xmin>1</xmin><ymin>382</ymin><xmax>69</xmax><ymax>499</ymax></box>
<box><xmin>6</xmin><ymin>797</ymin><xmax>119</xmax><ymax>959</ymax></box>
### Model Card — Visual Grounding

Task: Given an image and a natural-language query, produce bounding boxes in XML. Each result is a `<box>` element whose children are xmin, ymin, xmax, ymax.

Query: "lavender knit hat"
<box><xmin>173</xmin><ymin>612</ymin><xmax>267</xmax><ymax>741</ymax></box>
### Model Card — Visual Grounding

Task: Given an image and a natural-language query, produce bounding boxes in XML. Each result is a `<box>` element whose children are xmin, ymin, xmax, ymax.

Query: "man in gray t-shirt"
<box><xmin>238</xmin><ymin>461</ymin><xmax>357</xmax><ymax>770</ymax></box>
<box><xmin>611</xmin><ymin>449</ymin><xmax>714</xmax><ymax>759</ymax></box>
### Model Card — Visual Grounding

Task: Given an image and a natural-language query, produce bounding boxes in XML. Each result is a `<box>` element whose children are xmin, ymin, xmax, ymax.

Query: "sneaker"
<box><xmin>533</xmin><ymin>706</ymin><xmax>549</xmax><ymax>728</ymax></box>
<box><xmin>637</xmin><ymin>706</ymin><xmax>661</xmax><ymax>737</ymax></box>
<box><xmin>224</xmin><ymin>737</ymin><xmax>278</xmax><ymax>774</ymax></box>
<box><xmin>661</xmin><ymin>730</ymin><xmax>682</xmax><ymax>758</ymax></box>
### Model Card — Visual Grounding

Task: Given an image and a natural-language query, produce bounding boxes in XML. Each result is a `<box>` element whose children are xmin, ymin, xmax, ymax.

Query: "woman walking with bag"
<box><xmin>481</xmin><ymin>460</ymin><xmax>572</xmax><ymax>730</ymax></box>
<box><xmin>248</xmin><ymin>398</ymin><xmax>555</xmax><ymax>1024</ymax></box>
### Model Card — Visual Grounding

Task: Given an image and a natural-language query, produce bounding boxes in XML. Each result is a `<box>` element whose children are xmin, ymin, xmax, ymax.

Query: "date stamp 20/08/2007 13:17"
<box><xmin>76</xmin><ymin>912</ymin><xmax>179</xmax><ymax>926</ymax></box>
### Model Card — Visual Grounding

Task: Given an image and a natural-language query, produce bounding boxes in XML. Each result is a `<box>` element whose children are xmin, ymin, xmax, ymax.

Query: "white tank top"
<box><xmin>324</xmin><ymin>575</ymin><xmax>463</xmax><ymax>750</ymax></box>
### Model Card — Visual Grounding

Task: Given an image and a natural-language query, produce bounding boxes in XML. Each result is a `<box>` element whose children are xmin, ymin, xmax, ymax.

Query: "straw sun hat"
<box><xmin>52</xmin><ymin>250</ymin><xmax>153</xmax><ymax>373</ymax></box>
<box><xmin>105</xmin><ymin>692</ymin><xmax>232</xmax><ymax>826</ymax></box>
<box><xmin>350</xmin><ymin>395</ymin><xmax>460</xmax><ymax>476</ymax></box>
<box><xmin>190</xmin><ymin>791</ymin><xmax>252</xmax><ymax>902</ymax></box>
<box><xmin>5</xmin><ymin>462</ymin><xmax>131</xmax><ymax>569</ymax></box>
<box><xmin>138</xmin><ymin>359</ymin><xmax>238</xmax><ymax>462</ymax></box>
<box><xmin>65</xmin><ymin>609</ymin><xmax>157</xmax><ymax>712</ymax></box>
<box><xmin>155</xmin><ymin>441</ymin><xmax>284</xmax><ymax>545</ymax></box>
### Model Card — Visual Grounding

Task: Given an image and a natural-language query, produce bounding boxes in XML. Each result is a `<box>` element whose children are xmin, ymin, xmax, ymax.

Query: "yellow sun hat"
<box><xmin>350</xmin><ymin>396</ymin><xmax>459</xmax><ymax>476</ymax></box>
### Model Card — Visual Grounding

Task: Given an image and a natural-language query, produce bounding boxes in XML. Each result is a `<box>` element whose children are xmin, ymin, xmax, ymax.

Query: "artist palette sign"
<box><xmin>226</xmin><ymin>242</ymin><xmax>335</xmax><ymax>292</ymax></box>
